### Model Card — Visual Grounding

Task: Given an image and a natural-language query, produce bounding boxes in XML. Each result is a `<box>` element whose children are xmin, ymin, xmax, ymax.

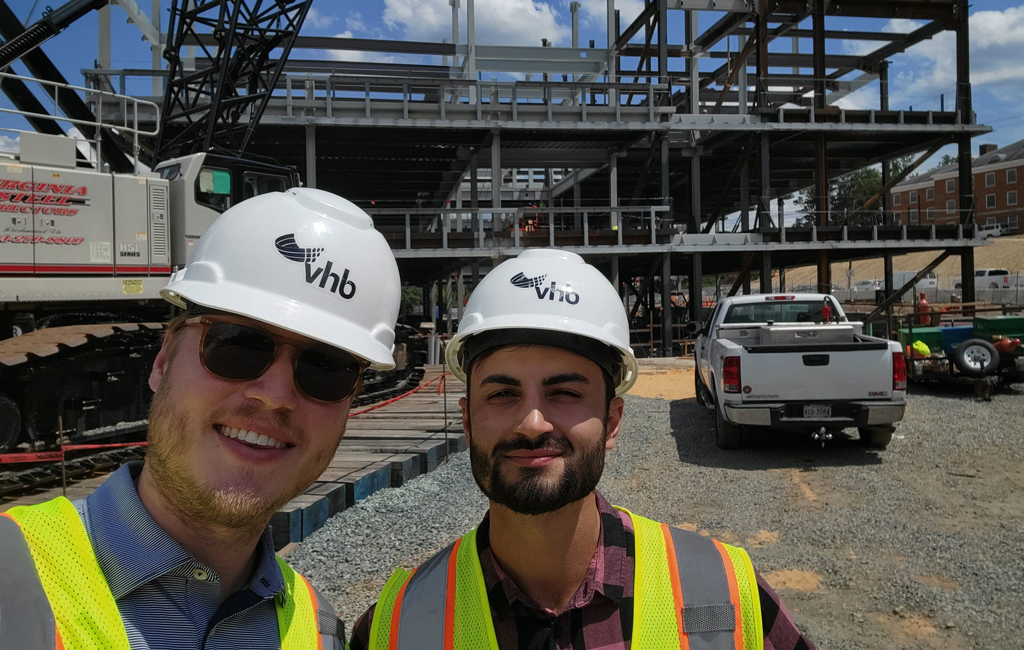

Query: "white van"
<box><xmin>892</xmin><ymin>271</ymin><xmax>938</xmax><ymax>291</ymax></box>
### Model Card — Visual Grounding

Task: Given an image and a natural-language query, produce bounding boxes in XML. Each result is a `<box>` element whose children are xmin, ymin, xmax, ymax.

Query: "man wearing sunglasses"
<box><xmin>1</xmin><ymin>188</ymin><xmax>401</xmax><ymax>649</ymax></box>
<box><xmin>350</xmin><ymin>249</ymin><xmax>815</xmax><ymax>650</ymax></box>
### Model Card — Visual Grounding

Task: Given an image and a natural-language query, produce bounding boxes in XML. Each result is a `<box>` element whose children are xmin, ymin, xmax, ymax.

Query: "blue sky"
<box><xmin>2</xmin><ymin>0</ymin><xmax>1022</xmax><ymax>170</ymax></box>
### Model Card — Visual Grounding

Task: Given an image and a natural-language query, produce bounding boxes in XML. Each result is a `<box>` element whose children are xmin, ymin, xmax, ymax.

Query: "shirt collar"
<box><xmin>78</xmin><ymin>462</ymin><xmax>284</xmax><ymax>601</ymax></box>
<box><xmin>479</xmin><ymin>491</ymin><xmax>631</xmax><ymax>613</ymax></box>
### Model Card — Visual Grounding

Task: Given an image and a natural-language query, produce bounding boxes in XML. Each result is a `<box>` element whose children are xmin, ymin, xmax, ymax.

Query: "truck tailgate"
<box><xmin>740</xmin><ymin>342</ymin><xmax>894</xmax><ymax>401</ymax></box>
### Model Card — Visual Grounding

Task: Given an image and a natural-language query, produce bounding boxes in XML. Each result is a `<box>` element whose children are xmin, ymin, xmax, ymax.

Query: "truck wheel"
<box><xmin>858</xmin><ymin>426</ymin><xmax>894</xmax><ymax>449</ymax></box>
<box><xmin>953</xmin><ymin>339</ymin><xmax>1000</xmax><ymax>377</ymax></box>
<box><xmin>715</xmin><ymin>406</ymin><xmax>744</xmax><ymax>450</ymax></box>
<box><xmin>0</xmin><ymin>393</ymin><xmax>22</xmax><ymax>452</ymax></box>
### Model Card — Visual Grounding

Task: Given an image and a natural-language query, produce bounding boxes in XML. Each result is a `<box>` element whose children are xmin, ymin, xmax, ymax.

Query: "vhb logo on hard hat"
<box><xmin>510</xmin><ymin>271</ymin><xmax>579</xmax><ymax>305</ymax></box>
<box><xmin>275</xmin><ymin>233</ymin><xmax>356</xmax><ymax>299</ymax></box>
<box><xmin>161</xmin><ymin>188</ymin><xmax>401</xmax><ymax>371</ymax></box>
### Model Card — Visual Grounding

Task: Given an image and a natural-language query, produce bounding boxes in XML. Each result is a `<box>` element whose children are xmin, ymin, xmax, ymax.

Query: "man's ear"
<box><xmin>604</xmin><ymin>396</ymin><xmax>625</xmax><ymax>450</ymax></box>
<box><xmin>148</xmin><ymin>336</ymin><xmax>174</xmax><ymax>393</ymax></box>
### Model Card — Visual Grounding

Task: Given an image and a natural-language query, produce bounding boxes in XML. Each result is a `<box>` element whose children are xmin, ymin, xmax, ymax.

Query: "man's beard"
<box><xmin>468</xmin><ymin>418</ymin><xmax>607</xmax><ymax>516</ymax></box>
<box><xmin>145</xmin><ymin>367</ymin><xmax>328</xmax><ymax>534</ymax></box>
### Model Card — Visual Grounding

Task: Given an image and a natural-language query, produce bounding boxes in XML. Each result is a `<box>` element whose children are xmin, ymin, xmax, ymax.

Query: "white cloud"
<box><xmin>883</xmin><ymin>7</ymin><xmax>1024</xmax><ymax>106</ymax></box>
<box><xmin>383</xmin><ymin>0</ymin><xmax>570</xmax><ymax>47</ymax></box>
<box><xmin>346</xmin><ymin>11</ymin><xmax>367</xmax><ymax>33</ymax></box>
<box><xmin>304</xmin><ymin>7</ymin><xmax>336</xmax><ymax>30</ymax></box>
<box><xmin>0</xmin><ymin>134</ymin><xmax>18</xmax><ymax>153</ymax></box>
<box><xmin>577</xmin><ymin>0</ymin><xmax>644</xmax><ymax>34</ymax></box>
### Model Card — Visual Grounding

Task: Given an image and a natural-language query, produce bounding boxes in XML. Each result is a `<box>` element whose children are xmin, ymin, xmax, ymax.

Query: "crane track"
<box><xmin>0</xmin><ymin>367</ymin><xmax>426</xmax><ymax>498</ymax></box>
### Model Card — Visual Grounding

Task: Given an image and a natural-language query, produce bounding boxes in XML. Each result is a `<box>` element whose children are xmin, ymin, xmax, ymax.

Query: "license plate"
<box><xmin>803</xmin><ymin>404</ymin><xmax>831</xmax><ymax>418</ymax></box>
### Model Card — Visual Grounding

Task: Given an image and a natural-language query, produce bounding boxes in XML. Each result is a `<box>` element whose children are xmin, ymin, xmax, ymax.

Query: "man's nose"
<box><xmin>512</xmin><ymin>407</ymin><xmax>554</xmax><ymax>439</ymax></box>
<box><xmin>243</xmin><ymin>346</ymin><xmax>300</xmax><ymax>410</ymax></box>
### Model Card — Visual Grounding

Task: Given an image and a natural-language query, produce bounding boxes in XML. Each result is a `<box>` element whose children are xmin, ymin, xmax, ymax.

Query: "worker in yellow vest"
<box><xmin>350</xmin><ymin>249</ymin><xmax>816</xmax><ymax>650</ymax></box>
<box><xmin>0</xmin><ymin>189</ymin><xmax>402</xmax><ymax>649</ymax></box>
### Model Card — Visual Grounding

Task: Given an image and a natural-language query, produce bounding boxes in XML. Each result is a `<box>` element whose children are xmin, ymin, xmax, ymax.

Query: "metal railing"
<box><xmin>367</xmin><ymin>205</ymin><xmax>673</xmax><ymax>251</ymax></box>
<box><xmin>0</xmin><ymin>71</ymin><xmax>160</xmax><ymax>172</ymax></box>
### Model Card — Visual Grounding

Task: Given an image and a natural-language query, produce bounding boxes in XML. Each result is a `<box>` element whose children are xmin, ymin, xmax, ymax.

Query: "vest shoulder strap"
<box><xmin>370</xmin><ymin>529</ymin><xmax>498</xmax><ymax>650</ymax></box>
<box><xmin>4</xmin><ymin>497</ymin><xmax>130</xmax><ymax>650</ymax></box>
<box><xmin>276</xmin><ymin>556</ymin><xmax>346</xmax><ymax>650</ymax></box>
<box><xmin>0</xmin><ymin>513</ymin><xmax>57</xmax><ymax>649</ymax></box>
<box><xmin>618</xmin><ymin>506</ymin><xmax>763</xmax><ymax>650</ymax></box>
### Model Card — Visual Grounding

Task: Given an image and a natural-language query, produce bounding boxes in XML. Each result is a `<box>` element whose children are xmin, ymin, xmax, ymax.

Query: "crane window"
<box><xmin>196</xmin><ymin>167</ymin><xmax>232</xmax><ymax>212</ymax></box>
<box><xmin>242</xmin><ymin>171</ymin><xmax>289</xmax><ymax>200</ymax></box>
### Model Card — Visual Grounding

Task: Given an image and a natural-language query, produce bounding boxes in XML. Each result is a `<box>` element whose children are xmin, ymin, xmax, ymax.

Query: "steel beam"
<box><xmin>689</xmin><ymin>253</ymin><xmax>703</xmax><ymax>324</ymax></box>
<box><xmin>661</xmin><ymin>252</ymin><xmax>673</xmax><ymax>356</ymax></box>
<box><xmin>865</xmin><ymin>252</ymin><xmax>952</xmax><ymax>322</ymax></box>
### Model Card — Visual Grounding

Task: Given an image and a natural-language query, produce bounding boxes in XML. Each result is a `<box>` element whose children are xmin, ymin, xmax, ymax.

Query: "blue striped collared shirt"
<box><xmin>74</xmin><ymin>462</ymin><xmax>342</xmax><ymax>650</ymax></box>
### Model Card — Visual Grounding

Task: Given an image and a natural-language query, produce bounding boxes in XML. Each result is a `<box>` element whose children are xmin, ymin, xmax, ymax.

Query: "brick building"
<box><xmin>891</xmin><ymin>139</ymin><xmax>1023</xmax><ymax>234</ymax></box>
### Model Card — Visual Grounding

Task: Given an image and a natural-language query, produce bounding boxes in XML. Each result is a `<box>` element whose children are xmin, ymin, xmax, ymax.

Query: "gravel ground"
<box><xmin>290</xmin><ymin>382</ymin><xmax>1024</xmax><ymax>648</ymax></box>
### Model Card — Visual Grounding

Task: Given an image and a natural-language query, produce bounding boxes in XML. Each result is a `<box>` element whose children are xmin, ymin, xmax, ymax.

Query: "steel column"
<box><xmin>304</xmin><ymin>124</ymin><xmax>317</xmax><ymax>188</ymax></box>
<box><xmin>960</xmin><ymin>246</ymin><xmax>976</xmax><ymax>304</ymax></box>
<box><xmin>760</xmin><ymin>250</ymin><xmax>772</xmax><ymax>294</ymax></box>
<box><xmin>491</xmin><ymin>130</ymin><xmax>501</xmax><ymax>230</ymax></box>
<box><xmin>758</xmin><ymin>131</ymin><xmax>770</xmax><ymax>232</ymax></box>
<box><xmin>880</xmin><ymin>60</ymin><xmax>891</xmax><ymax>225</ymax></box>
<box><xmin>661</xmin><ymin>252</ymin><xmax>673</xmax><ymax>356</ymax></box>
<box><xmin>689</xmin><ymin>253</ymin><xmax>703</xmax><ymax>324</ymax></box>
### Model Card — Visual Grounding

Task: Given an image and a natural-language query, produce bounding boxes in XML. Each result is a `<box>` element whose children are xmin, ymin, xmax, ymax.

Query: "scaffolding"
<box><xmin>71</xmin><ymin>0</ymin><xmax>993</xmax><ymax>355</ymax></box>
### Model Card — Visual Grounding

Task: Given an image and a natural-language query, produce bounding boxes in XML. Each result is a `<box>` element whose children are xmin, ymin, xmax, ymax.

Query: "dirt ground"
<box><xmin>628</xmin><ymin>363</ymin><xmax>697</xmax><ymax>400</ymax></box>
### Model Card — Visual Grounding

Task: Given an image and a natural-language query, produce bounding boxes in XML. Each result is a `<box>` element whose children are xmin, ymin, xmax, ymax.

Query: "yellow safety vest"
<box><xmin>368</xmin><ymin>507</ymin><xmax>763</xmax><ymax>650</ymax></box>
<box><xmin>0</xmin><ymin>496</ymin><xmax>324</xmax><ymax>650</ymax></box>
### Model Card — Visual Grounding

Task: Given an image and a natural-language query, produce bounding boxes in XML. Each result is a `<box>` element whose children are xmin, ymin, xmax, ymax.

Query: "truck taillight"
<box><xmin>723</xmin><ymin>357</ymin><xmax>741</xmax><ymax>393</ymax></box>
<box><xmin>893</xmin><ymin>351</ymin><xmax>907</xmax><ymax>391</ymax></box>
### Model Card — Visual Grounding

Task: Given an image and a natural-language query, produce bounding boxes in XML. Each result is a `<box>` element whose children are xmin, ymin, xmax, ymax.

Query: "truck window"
<box><xmin>242</xmin><ymin>171</ymin><xmax>289</xmax><ymax>200</ymax></box>
<box><xmin>197</xmin><ymin>167</ymin><xmax>232</xmax><ymax>212</ymax></box>
<box><xmin>723</xmin><ymin>299</ymin><xmax>839</xmax><ymax>324</ymax></box>
<box><xmin>156</xmin><ymin>163</ymin><xmax>181</xmax><ymax>180</ymax></box>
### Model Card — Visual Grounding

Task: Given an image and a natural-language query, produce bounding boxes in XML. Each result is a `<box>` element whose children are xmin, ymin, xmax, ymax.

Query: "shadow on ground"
<box><xmin>668</xmin><ymin>399</ymin><xmax>886</xmax><ymax>470</ymax></box>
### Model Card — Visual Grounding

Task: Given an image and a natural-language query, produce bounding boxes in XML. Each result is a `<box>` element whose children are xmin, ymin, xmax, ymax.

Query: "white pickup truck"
<box><xmin>694</xmin><ymin>294</ymin><xmax>907</xmax><ymax>449</ymax></box>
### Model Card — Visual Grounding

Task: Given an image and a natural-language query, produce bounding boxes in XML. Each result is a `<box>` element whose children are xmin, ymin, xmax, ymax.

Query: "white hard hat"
<box><xmin>446</xmin><ymin>248</ymin><xmax>638</xmax><ymax>395</ymax></box>
<box><xmin>162</xmin><ymin>188</ymin><xmax>401</xmax><ymax>370</ymax></box>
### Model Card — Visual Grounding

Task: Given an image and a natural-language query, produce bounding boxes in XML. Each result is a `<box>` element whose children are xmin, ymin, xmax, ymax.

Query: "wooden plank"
<box><xmin>270</xmin><ymin>501</ymin><xmax>303</xmax><ymax>549</ymax></box>
<box><xmin>305</xmin><ymin>481</ymin><xmax>348</xmax><ymax>516</ymax></box>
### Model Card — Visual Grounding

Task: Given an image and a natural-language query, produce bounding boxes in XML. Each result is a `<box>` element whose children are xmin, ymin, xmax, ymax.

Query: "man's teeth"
<box><xmin>218</xmin><ymin>425</ymin><xmax>287</xmax><ymax>449</ymax></box>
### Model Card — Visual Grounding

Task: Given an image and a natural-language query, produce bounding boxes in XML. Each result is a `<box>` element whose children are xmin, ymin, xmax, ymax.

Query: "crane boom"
<box><xmin>0</xmin><ymin>0</ymin><xmax>108</xmax><ymax>69</ymax></box>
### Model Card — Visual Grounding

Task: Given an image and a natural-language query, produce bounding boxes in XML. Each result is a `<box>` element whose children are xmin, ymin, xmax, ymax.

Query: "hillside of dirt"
<box><xmin>783</xmin><ymin>235</ymin><xmax>1024</xmax><ymax>289</ymax></box>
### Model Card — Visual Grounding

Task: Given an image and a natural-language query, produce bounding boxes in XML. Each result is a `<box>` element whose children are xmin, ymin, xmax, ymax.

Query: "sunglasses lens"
<box><xmin>296</xmin><ymin>346</ymin><xmax>363</xmax><ymax>402</ymax></box>
<box><xmin>202</xmin><ymin>323</ymin><xmax>276</xmax><ymax>380</ymax></box>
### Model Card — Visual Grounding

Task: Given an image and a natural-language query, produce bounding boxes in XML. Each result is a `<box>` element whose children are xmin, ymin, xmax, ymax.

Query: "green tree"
<box><xmin>795</xmin><ymin>167</ymin><xmax>884</xmax><ymax>227</ymax></box>
<box><xmin>939</xmin><ymin>153</ymin><xmax>959</xmax><ymax>167</ymax></box>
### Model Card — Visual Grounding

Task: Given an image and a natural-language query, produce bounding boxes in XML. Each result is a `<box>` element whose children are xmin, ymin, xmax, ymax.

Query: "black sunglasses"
<box><xmin>186</xmin><ymin>316</ymin><xmax>368</xmax><ymax>403</ymax></box>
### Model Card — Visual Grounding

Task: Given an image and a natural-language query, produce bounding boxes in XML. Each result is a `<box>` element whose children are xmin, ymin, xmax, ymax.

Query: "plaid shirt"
<box><xmin>350</xmin><ymin>492</ymin><xmax>815</xmax><ymax>650</ymax></box>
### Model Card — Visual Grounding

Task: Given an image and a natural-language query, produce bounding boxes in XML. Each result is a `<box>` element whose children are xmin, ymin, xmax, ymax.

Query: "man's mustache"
<box><xmin>491</xmin><ymin>434</ymin><xmax>573</xmax><ymax>457</ymax></box>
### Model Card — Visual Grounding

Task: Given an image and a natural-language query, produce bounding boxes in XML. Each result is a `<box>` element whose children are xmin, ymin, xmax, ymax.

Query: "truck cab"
<box><xmin>154</xmin><ymin>153</ymin><xmax>300</xmax><ymax>267</ymax></box>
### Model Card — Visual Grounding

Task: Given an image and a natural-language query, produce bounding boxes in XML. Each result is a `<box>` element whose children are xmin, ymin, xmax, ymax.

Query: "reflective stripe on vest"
<box><xmin>0</xmin><ymin>496</ymin><xmax>324</xmax><ymax>650</ymax></box>
<box><xmin>369</xmin><ymin>508</ymin><xmax>762</xmax><ymax>650</ymax></box>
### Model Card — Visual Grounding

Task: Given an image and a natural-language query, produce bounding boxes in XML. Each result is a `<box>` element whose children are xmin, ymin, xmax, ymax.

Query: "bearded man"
<box><xmin>0</xmin><ymin>188</ymin><xmax>401</xmax><ymax>650</ymax></box>
<box><xmin>350</xmin><ymin>249</ymin><xmax>816</xmax><ymax>650</ymax></box>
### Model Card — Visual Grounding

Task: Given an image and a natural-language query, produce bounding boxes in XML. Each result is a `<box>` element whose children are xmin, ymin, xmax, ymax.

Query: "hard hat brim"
<box><xmin>162</xmin><ymin>279</ymin><xmax>397</xmax><ymax>371</ymax></box>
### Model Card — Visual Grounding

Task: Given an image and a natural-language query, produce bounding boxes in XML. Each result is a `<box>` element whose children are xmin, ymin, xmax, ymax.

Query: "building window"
<box><xmin>893</xmin><ymin>193</ymin><xmax>902</xmax><ymax>206</ymax></box>
<box><xmin>926</xmin><ymin>208</ymin><xmax>935</xmax><ymax>220</ymax></box>
<box><xmin>986</xmin><ymin>217</ymin><xmax>997</xmax><ymax>226</ymax></box>
<box><xmin>946</xmin><ymin>199</ymin><xmax>956</xmax><ymax>214</ymax></box>
<box><xmin>1009</xmin><ymin>190</ymin><xmax>1018</xmax><ymax>206</ymax></box>
<box><xmin>910</xmin><ymin>210</ymin><xmax>919</xmax><ymax>224</ymax></box>
<box><xmin>1009</xmin><ymin>169</ymin><xmax>1018</xmax><ymax>184</ymax></box>
<box><xmin>946</xmin><ymin>179</ymin><xmax>955</xmax><ymax>193</ymax></box>
<box><xmin>986</xmin><ymin>194</ymin><xmax>997</xmax><ymax>208</ymax></box>
<box><xmin>910</xmin><ymin>190</ymin><xmax>918</xmax><ymax>203</ymax></box>
<box><xmin>985</xmin><ymin>172</ymin><xmax>996</xmax><ymax>187</ymax></box>
<box><xmin>1010</xmin><ymin>214</ymin><xmax>1019</xmax><ymax>230</ymax></box>
<box><xmin>926</xmin><ymin>188</ymin><xmax>934</xmax><ymax>200</ymax></box>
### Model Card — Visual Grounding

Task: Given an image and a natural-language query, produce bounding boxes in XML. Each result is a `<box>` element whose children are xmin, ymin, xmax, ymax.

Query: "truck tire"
<box><xmin>715</xmin><ymin>405</ymin><xmax>744</xmax><ymax>449</ymax></box>
<box><xmin>858</xmin><ymin>426</ymin><xmax>894</xmax><ymax>449</ymax></box>
<box><xmin>953</xmin><ymin>339</ymin><xmax>1000</xmax><ymax>377</ymax></box>
<box><xmin>0</xmin><ymin>393</ymin><xmax>21</xmax><ymax>453</ymax></box>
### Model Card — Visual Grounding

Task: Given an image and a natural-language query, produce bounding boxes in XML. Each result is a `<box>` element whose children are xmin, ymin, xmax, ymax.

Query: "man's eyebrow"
<box><xmin>543</xmin><ymin>373</ymin><xmax>589</xmax><ymax>386</ymax></box>
<box><xmin>479</xmin><ymin>374</ymin><xmax>520</xmax><ymax>387</ymax></box>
